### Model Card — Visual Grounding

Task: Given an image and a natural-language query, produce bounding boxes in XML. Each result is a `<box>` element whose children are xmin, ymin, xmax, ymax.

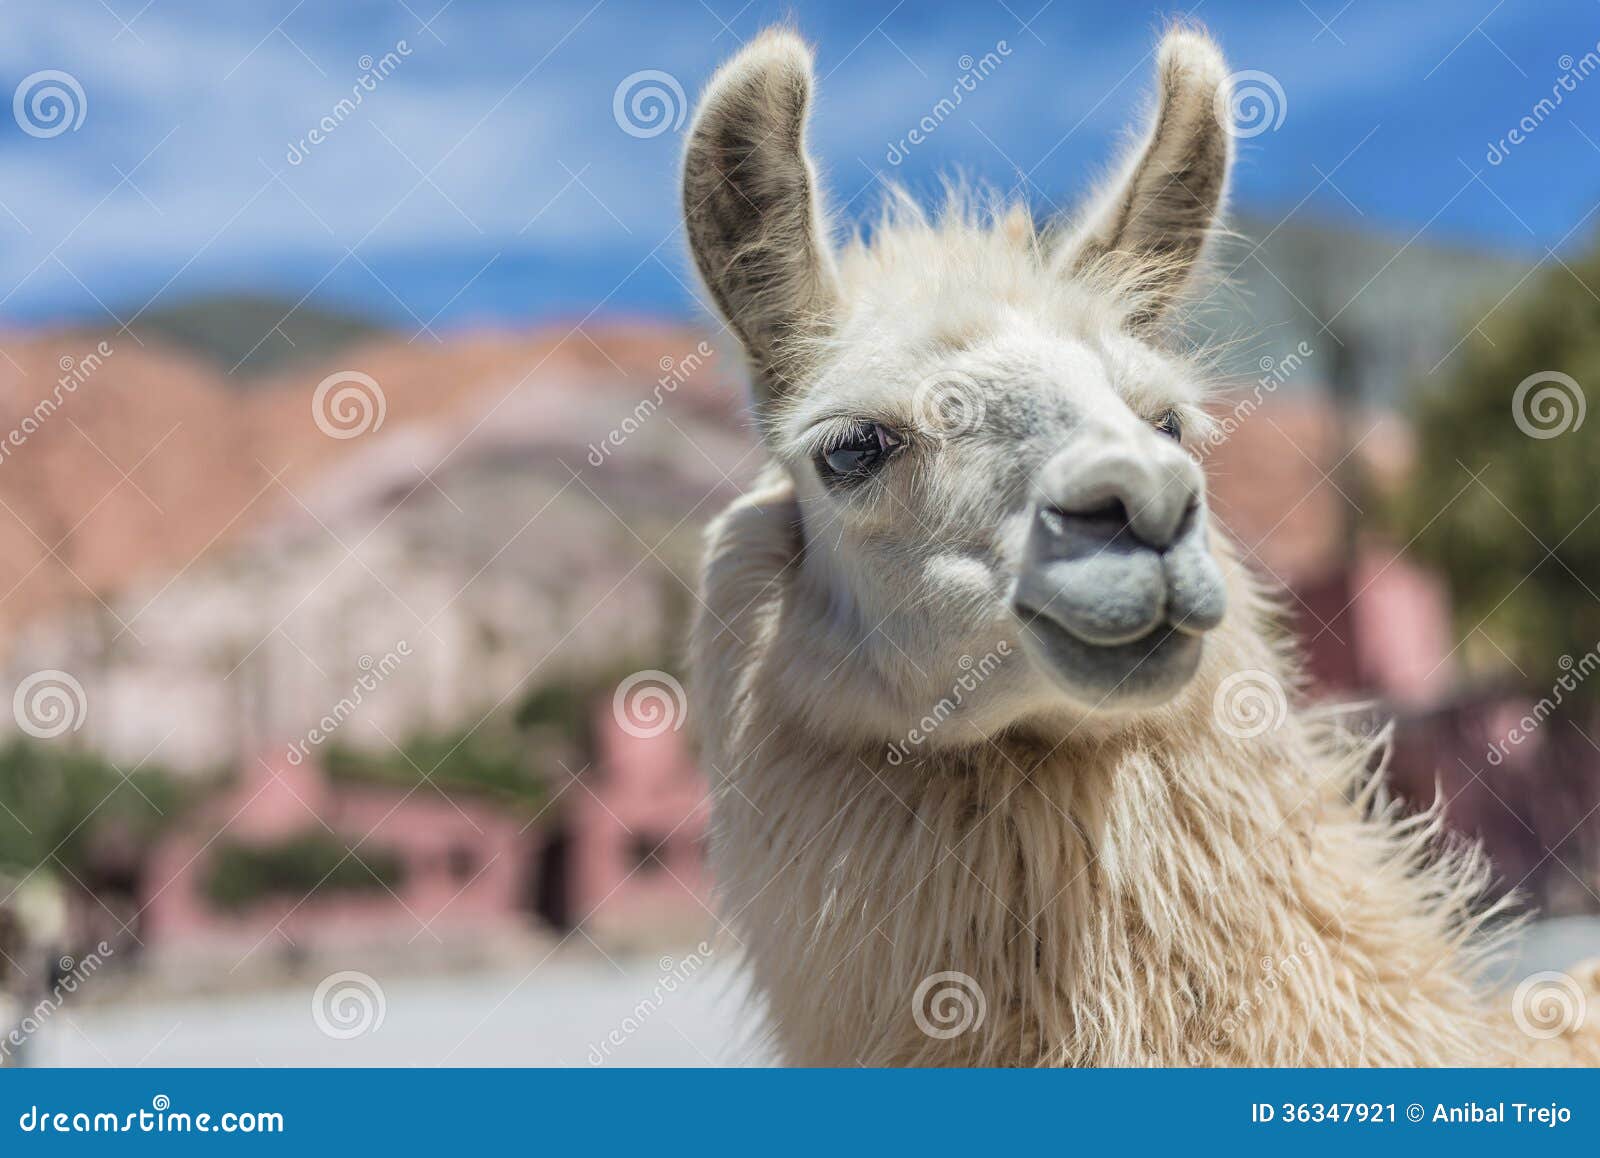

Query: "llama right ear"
<box><xmin>1060</xmin><ymin>27</ymin><xmax>1232</xmax><ymax>329</ymax></box>
<box><xmin>683</xmin><ymin>29</ymin><xmax>839</xmax><ymax>414</ymax></box>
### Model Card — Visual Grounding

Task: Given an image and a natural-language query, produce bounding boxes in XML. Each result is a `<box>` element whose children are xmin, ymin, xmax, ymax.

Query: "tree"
<box><xmin>1397</xmin><ymin>237</ymin><xmax>1600</xmax><ymax>686</ymax></box>
<box><xmin>1395</xmin><ymin>236</ymin><xmax>1600</xmax><ymax>913</ymax></box>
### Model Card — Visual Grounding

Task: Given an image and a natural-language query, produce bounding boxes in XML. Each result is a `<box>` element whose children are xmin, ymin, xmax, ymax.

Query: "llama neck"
<box><xmin>692</xmin><ymin>478</ymin><xmax>1510</xmax><ymax>1065</ymax></box>
<box><xmin>713</xmin><ymin>712</ymin><xmax>1509</xmax><ymax>1066</ymax></box>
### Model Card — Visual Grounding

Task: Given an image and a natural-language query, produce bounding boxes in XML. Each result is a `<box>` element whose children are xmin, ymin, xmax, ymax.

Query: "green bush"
<box><xmin>324</xmin><ymin>725</ymin><xmax>546</xmax><ymax>815</ymax></box>
<box><xmin>0</xmin><ymin>740</ymin><xmax>183</xmax><ymax>880</ymax></box>
<box><xmin>203</xmin><ymin>831</ymin><xmax>404</xmax><ymax>912</ymax></box>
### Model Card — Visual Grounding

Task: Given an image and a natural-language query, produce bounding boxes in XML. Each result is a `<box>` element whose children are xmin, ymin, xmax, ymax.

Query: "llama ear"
<box><xmin>1061</xmin><ymin>27</ymin><xmax>1232</xmax><ymax>329</ymax></box>
<box><xmin>683</xmin><ymin>29</ymin><xmax>839</xmax><ymax>414</ymax></box>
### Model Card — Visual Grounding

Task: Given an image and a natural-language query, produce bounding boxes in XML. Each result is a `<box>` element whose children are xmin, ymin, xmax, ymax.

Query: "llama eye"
<box><xmin>1153</xmin><ymin>409</ymin><xmax>1182</xmax><ymax>441</ymax></box>
<box><xmin>817</xmin><ymin>422</ymin><xmax>902</xmax><ymax>484</ymax></box>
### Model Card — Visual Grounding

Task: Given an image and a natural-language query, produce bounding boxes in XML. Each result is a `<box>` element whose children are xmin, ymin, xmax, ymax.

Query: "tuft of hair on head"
<box><xmin>681</xmin><ymin>27</ymin><xmax>840</xmax><ymax>422</ymax></box>
<box><xmin>683</xmin><ymin>22</ymin><xmax>1235</xmax><ymax>431</ymax></box>
<box><xmin>1057</xmin><ymin>23</ymin><xmax>1233</xmax><ymax>332</ymax></box>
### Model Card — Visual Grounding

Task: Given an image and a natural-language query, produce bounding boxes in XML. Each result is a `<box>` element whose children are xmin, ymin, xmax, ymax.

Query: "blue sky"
<box><xmin>2</xmin><ymin>0</ymin><xmax>1599</xmax><ymax>331</ymax></box>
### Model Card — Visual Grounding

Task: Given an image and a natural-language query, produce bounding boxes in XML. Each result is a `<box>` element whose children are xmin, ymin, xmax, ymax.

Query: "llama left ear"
<box><xmin>683</xmin><ymin>29</ymin><xmax>839</xmax><ymax>416</ymax></box>
<box><xmin>1061</xmin><ymin>27</ymin><xmax>1232</xmax><ymax>329</ymax></box>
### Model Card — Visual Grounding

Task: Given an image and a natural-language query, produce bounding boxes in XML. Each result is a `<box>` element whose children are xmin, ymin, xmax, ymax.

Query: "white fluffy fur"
<box><xmin>683</xmin><ymin>26</ymin><xmax>1600</xmax><ymax>1066</ymax></box>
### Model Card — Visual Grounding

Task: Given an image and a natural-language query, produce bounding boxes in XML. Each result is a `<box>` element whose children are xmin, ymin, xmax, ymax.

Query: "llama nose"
<box><xmin>1012</xmin><ymin>439</ymin><xmax>1223</xmax><ymax>649</ymax></box>
<box><xmin>1035</xmin><ymin>441</ymin><xmax>1199</xmax><ymax>551</ymax></box>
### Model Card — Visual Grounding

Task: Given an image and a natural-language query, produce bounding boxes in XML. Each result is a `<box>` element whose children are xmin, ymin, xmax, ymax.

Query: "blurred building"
<box><xmin>1205</xmin><ymin>395</ymin><xmax>1600</xmax><ymax>916</ymax></box>
<box><xmin>143</xmin><ymin>751</ymin><xmax>540</xmax><ymax>950</ymax></box>
<box><xmin>0</xmin><ymin>316</ymin><xmax>745</xmax><ymax>963</ymax></box>
<box><xmin>137</xmin><ymin>696</ymin><xmax>710</xmax><ymax>961</ymax></box>
<box><xmin>0</xmin><ymin>216</ymin><xmax>1593</xmax><ymax>974</ymax></box>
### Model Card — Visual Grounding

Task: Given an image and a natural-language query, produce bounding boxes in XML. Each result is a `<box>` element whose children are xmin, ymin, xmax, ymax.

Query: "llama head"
<box><xmin>684</xmin><ymin>27</ymin><xmax>1236</xmax><ymax>732</ymax></box>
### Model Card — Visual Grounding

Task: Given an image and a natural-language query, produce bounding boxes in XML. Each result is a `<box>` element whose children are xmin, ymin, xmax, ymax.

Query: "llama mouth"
<box><xmin>1013</xmin><ymin>603</ymin><xmax>1204</xmax><ymax>709</ymax></box>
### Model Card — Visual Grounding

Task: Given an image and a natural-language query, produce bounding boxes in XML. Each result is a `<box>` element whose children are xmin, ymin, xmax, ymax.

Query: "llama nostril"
<box><xmin>1044</xmin><ymin>497</ymin><xmax>1132</xmax><ymax>541</ymax></box>
<box><xmin>1036</xmin><ymin>444</ymin><xmax>1202</xmax><ymax>551</ymax></box>
<box><xmin>1041</xmin><ymin>492</ymin><xmax>1200</xmax><ymax>553</ymax></box>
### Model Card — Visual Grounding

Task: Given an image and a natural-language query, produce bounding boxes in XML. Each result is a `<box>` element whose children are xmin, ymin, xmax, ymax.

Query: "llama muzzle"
<box><xmin>1011</xmin><ymin>441</ymin><xmax>1227</xmax><ymax>706</ymax></box>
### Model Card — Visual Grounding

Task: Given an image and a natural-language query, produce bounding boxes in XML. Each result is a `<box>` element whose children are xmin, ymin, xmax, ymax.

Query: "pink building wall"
<box><xmin>142</xmin><ymin>752</ymin><xmax>537</xmax><ymax>947</ymax></box>
<box><xmin>138</xmin><ymin>707</ymin><xmax>715</xmax><ymax>949</ymax></box>
<box><xmin>567</xmin><ymin>706</ymin><xmax>711</xmax><ymax>936</ymax></box>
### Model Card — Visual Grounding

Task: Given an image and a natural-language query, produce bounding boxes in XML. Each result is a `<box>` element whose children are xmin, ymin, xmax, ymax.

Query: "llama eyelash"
<box><xmin>811</xmin><ymin>421</ymin><xmax>907</xmax><ymax>488</ymax></box>
<box><xmin>797</xmin><ymin>417</ymin><xmax>908</xmax><ymax>462</ymax></box>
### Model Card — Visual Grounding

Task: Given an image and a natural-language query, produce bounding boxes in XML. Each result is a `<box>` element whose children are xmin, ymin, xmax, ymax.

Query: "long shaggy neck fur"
<box><xmin>691</xmin><ymin>474</ymin><xmax>1596</xmax><ymax>1067</ymax></box>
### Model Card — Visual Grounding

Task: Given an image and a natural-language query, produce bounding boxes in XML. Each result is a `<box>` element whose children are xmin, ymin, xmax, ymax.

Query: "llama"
<box><xmin>682</xmin><ymin>25</ymin><xmax>1600</xmax><ymax>1066</ymax></box>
